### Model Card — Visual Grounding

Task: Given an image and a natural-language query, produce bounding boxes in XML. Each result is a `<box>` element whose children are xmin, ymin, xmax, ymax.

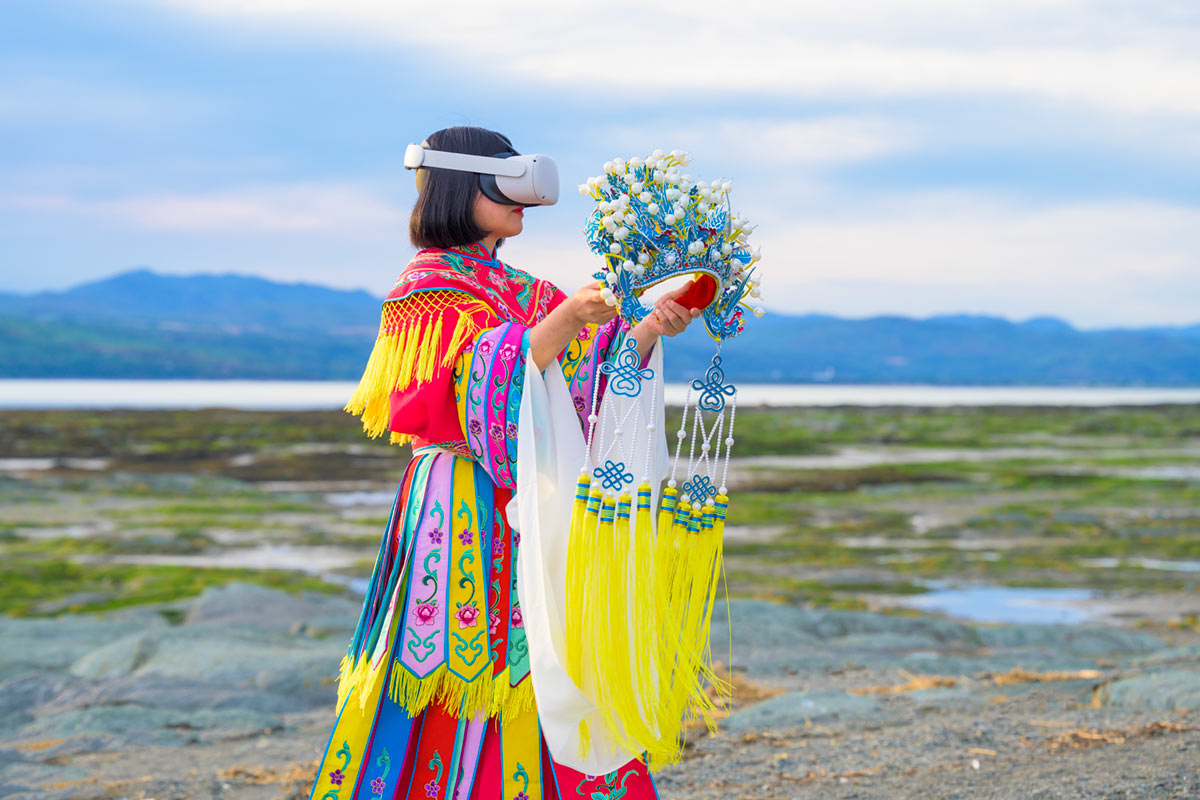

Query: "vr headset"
<box><xmin>404</xmin><ymin>142</ymin><xmax>559</xmax><ymax>206</ymax></box>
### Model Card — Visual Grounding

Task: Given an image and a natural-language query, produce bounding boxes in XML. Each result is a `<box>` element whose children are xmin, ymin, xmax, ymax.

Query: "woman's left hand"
<box><xmin>646</xmin><ymin>283</ymin><xmax>701</xmax><ymax>338</ymax></box>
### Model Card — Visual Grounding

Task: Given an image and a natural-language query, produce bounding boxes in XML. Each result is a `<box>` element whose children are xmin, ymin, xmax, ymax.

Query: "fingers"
<box><xmin>654</xmin><ymin>300</ymin><xmax>691</xmax><ymax>335</ymax></box>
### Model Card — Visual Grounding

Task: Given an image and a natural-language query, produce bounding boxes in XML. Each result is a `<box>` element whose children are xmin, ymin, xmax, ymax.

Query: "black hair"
<box><xmin>409</xmin><ymin>126</ymin><xmax>517</xmax><ymax>250</ymax></box>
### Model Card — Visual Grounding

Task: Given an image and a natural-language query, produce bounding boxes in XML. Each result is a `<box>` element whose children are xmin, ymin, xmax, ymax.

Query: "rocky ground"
<box><xmin>2</xmin><ymin>405</ymin><xmax>1198</xmax><ymax>798</ymax></box>
<box><xmin>1</xmin><ymin>584</ymin><xmax>1197</xmax><ymax>800</ymax></box>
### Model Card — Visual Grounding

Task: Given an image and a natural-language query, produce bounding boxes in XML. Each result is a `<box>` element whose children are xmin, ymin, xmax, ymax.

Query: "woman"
<box><xmin>308</xmin><ymin>126</ymin><xmax>699</xmax><ymax>800</ymax></box>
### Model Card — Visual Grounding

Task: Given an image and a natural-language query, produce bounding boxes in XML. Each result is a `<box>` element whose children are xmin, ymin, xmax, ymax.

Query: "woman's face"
<box><xmin>473</xmin><ymin>192</ymin><xmax>525</xmax><ymax>241</ymax></box>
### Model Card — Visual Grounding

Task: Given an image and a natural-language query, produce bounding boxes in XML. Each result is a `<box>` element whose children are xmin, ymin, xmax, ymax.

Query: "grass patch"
<box><xmin>0</xmin><ymin>558</ymin><xmax>344</xmax><ymax>617</ymax></box>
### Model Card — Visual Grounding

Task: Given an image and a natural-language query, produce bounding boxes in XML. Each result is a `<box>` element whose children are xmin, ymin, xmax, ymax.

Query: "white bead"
<box><xmin>639</xmin><ymin>192</ymin><xmax>652</xmax><ymax>203</ymax></box>
<box><xmin>676</xmin><ymin>429</ymin><xmax>686</xmax><ymax>439</ymax></box>
<box><xmin>638</xmin><ymin>252</ymin><xmax>650</xmax><ymax>265</ymax></box>
<box><xmin>622</xmin><ymin>259</ymin><xmax>634</xmax><ymax>270</ymax></box>
<box><xmin>603</xmin><ymin>161</ymin><xmax>614</xmax><ymax>173</ymax></box>
<box><xmin>630</xmin><ymin>157</ymin><xmax>644</xmax><ymax>168</ymax></box>
<box><xmin>680</xmin><ymin>494</ymin><xmax>689</xmax><ymax>503</ymax></box>
<box><xmin>631</xmin><ymin>182</ymin><xmax>643</xmax><ymax>193</ymax></box>
<box><xmin>587</xmin><ymin>414</ymin><xmax>599</xmax><ymax>423</ymax></box>
<box><xmin>719</xmin><ymin>485</ymin><xmax>727</xmax><ymax>494</ymax></box>
<box><xmin>605</xmin><ymin>272</ymin><xmax>617</xmax><ymax>286</ymax></box>
<box><xmin>753</xmin><ymin>307</ymin><xmax>765</xmax><ymax>318</ymax></box>
<box><xmin>647</xmin><ymin>203</ymin><xmax>659</xmax><ymax>215</ymax></box>
<box><xmin>701</xmin><ymin>442</ymin><xmax>710</xmax><ymax>452</ymax></box>
<box><xmin>664</xmin><ymin>214</ymin><xmax>676</xmax><ymax>225</ymax></box>
<box><xmin>692</xmin><ymin>502</ymin><xmax>701</xmax><ymax>512</ymax></box>
<box><xmin>608</xmin><ymin>243</ymin><xmax>621</xmax><ymax>254</ymax></box>
<box><xmin>667</xmin><ymin>478</ymin><xmax>676</xmax><ymax>488</ymax></box>
<box><xmin>615</xmin><ymin>427</ymin><xmax>623</xmax><ymax>437</ymax></box>
<box><xmin>725</xmin><ymin>437</ymin><xmax>735</xmax><ymax>446</ymax></box>
<box><xmin>647</xmin><ymin>423</ymin><xmax>656</xmax><ymax>432</ymax></box>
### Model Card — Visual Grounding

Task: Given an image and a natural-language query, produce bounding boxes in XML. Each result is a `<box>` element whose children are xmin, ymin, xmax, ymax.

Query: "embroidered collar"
<box><xmin>446</xmin><ymin>241</ymin><xmax>498</xmax><ymax>264</ymax></box>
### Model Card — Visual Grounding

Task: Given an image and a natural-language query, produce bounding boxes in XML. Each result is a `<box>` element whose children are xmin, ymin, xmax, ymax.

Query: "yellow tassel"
<box><xmin>335</xmin><ymin>654</ymin><xmax>355</xmax><ymax>711</ymax></box>
<box><xmin>344</xmin><ymin>296</ymin><xmax>489</xmax><ymax>446</ymax></box>
<box><xmin>565</xmin><ymin>474</ymin><xmax>593</xmax><ymax>680</ymax></box>
<box><xmin>381</xmin><ymin>660</ymin><xmax>536</xmax><ymax>721</ymax></box>
<box><xmin>441</xmin><ymin>309</ymin><xmax>481</xmax><ymax>369</ymax></box>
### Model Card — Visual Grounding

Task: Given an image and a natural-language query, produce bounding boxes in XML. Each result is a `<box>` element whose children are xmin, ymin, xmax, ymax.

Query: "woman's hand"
<box><xmin>566</xmin><ymin>280</ymin><xmax>619</xmax><ymax>327</ymax></box>
<box><xmin>529</xmin><ymin>281</ymin><xmax>617</xmax><ymax>371</ymax></box>
<box><xmin>629</xmin><ymin>282</ymin><xmax>701</xmax><ymax>362</ymax></box>
<box><xmin>646</xmin><ymin>283</ymin><xmax>701</xmax><ymax>338</ymax></box>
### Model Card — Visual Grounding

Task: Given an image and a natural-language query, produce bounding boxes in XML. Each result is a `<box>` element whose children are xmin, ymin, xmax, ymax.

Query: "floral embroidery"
<box><xmin>505</xmin><ymin>421</ymin><xmax>518</xmax><ymax>439</ymax></box>
<box><xmin>573</xmin><ymin>395</ymin><xmax>586</xmax><ymax>413</ymax></box>
<box><xmin>370</xmin><ymin>777</ymin><xmax>386</xmax><ymax>794</ymax></box>
<box><xmin>499</xmin><ymin>342</ymin><xmax>518</xmax><ymax>361</ymax></box>
<box><xmin>428</xmin><ymin>528</ymin><xmax>444</xmax><ymax>545</ymax></box>
<box><xmin>513</xmin><ymin>531</ymin><xmax>521</xmax><ymax>546</ymax></box>
<box><xmin>515</xmin><ymin>793</ymin><xmax>529</xmax><ymax>800</ymax></box>
<box><xmin>492</xmin><ymin>535</ymin><xmax>505</xmax><ymax>556</ymax></box>
<box><xmin>511</xmin><ymin>606</ymin><xmax>524</xmax><ymax>629</ymax></box>
<box><xmin>478</xmin><ymin>339</ymin><xmax>494</xmax><ymax>356</ymax></box>
<box><xmin>488</xmin><ymin>420</ymin><xmax>504</xmax><ymax>442</ymax></box>
<box><xmin>424</xmin><ymin>779</ymin><xmax>439</xmax><ymax>798</ymax></box>
<box><xmin>329</xmin><ymin>769</ymin><xmax>344</xmax><ymax>786</ymax></box>
<box><xmin>414</xmin><ymin>601</ymin><xmax>437</xmax><ymax>626</ymax></box>
<box><xmin>468</xmin><ymin>418</ymin><xmax>483</xmax><ymax>436</ymax></box>
<box><xmin>458</xmin><ymin>529</ymin><xmax>473</xmax><ymax>546</ymax></box>
<box><xmin>489</xmin><ymin>611</ymin><xmax>501</xmax><ymax>635</ymax></box>
<box><xmin>456</xmin><ymin>603</ymin><xmax>479</xmax><ymax>628</ymax></box>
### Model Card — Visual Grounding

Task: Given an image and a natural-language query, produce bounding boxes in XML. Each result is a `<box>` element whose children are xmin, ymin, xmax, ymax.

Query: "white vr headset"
<box><xmin>404</xmin><ymin>143</ymin><xmax>559</xmax><ymax>206</ymax></box>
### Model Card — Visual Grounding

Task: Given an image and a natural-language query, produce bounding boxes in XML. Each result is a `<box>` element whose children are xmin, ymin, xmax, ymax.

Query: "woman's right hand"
<box><xmin>566</xmin><ymin>280</ymin><xmax>619</xmax><ymax>326</ymax></box>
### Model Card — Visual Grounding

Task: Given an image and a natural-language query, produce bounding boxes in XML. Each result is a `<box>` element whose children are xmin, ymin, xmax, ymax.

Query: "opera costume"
<box><xmin>307</xmin><ymin>242</ymin><xmax>659</xmax><ymax>800</ymax></box>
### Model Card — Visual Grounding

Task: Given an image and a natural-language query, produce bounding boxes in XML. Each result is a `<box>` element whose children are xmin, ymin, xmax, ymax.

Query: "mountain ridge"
<box><xmin>2</xmin><ymin>269</ymin><xmax>1198</xmax><ymax>384</ymax></box>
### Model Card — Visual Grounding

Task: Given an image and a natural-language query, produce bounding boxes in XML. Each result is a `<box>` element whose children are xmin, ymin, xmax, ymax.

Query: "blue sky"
<box><xmin>1</xmin><ymin>0</ymin><xmax>1198</xmax><ymax>327</ymax></box>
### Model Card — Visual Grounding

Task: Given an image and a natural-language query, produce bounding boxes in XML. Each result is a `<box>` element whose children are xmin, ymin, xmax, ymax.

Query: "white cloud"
<box><xmin>501</xmin><ymin>193</ymin><xmax>1200</xmax><ymax>327</ymax></box>
<box><xmin>597</xmin><ymin>117</ymin><xmax>918</xmax><ymax>170</ymax></box>
<box><xmin>142</xmin><ymin>0</ymin><xmax>1200</xmax><ymax>116</ymax></box>
<box><xmin>2</xmin><ymin>183</ymin><xmax>405</xmax><ymax>233</ymax></box>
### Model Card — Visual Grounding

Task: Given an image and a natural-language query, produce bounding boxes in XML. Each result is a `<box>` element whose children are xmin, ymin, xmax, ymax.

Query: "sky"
<box><xmin>1</xmin><ymin>0</ymin><xmax>1198</xmax><ymax>328</ymax></box>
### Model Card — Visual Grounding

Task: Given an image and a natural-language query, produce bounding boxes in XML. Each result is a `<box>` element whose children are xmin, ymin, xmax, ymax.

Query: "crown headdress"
<box><xmin>580</xmin><ymin>149</ymin><xmax>763</xmax><ymax>340</ymax></box>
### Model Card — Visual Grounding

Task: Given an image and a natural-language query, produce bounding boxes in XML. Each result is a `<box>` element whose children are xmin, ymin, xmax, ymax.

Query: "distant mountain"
<box><xmin>1</xmin><ymin>269</ymin><xmax>1198</xmax><ymax>385</ymax></box>
<box><xmin>0</xmin><ymin>268</ymin><xmax>382</xmax><ymax>334</ymax></box>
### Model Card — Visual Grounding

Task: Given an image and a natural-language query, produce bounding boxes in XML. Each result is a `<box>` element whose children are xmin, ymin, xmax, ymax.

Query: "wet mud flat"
<box><xmin>0</xmin><ymin>405</ymin><xmax>1198</xmax><ymax>797</ymax></box>
<box><xmin>0</xmin><ymin>587</ymin><xmax>1197</xmax><ymax>800</ymax></box>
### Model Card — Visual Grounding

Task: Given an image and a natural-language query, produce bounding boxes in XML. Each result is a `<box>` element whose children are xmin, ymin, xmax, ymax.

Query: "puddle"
<box><xmin>890</xmin><ymin>584</ymin><xmax>1097</xmax><ymax>625</ymax></box>
<box><xmin>91</xmin><ymin>544</ymin><xmax>372</xmax><ymax>573</ymax></box>
<box><xmin>325</xmin><ymin>490</ymin><xmax>398</xmax><ymax>507</ymax></box>
<box><xmin>0</xmin><ymin>458</ymin><xmax>110</xmax><ymax>472</ymax></box>
<box><xmin>1082</xmin><ymin>557</ymin><xmax>1200</xmax><ymax>573</ymax></box>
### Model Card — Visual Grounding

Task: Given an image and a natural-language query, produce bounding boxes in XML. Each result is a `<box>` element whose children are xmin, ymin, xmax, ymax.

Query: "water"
<box><xmin>3</xmin><ymin>379</ymin><xmax>1198</xmax><ymax>410</ymax></box>
<box><xmin>893</xmin><ymin>584</ymin><xmax>1097</xmax><ymax>625</ymax></box>
<box><xmin>1082</xmin><ymin>557</ymin><xmax>1200</xmax><ymax>573</ymax></box>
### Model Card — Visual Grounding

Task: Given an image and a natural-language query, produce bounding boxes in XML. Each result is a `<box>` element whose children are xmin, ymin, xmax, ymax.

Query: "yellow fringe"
<box><xmin>343</xmin><ymin>299</ymin><xmax>484</xmax><ymax>443</ymax></box>
<box><xmin>560</xmin><ymin>479</ymin><xmax>733</xmax><ymax>768</ymax></box>
<box><xmin>380</xmin><ymin>661</ymin><xmax>536</xmax><ymax>721</ymax></box>
<box><xmin>565</xmin><ymin>475</ymin><xmax>593</xmax><ymax>682</ymax></box>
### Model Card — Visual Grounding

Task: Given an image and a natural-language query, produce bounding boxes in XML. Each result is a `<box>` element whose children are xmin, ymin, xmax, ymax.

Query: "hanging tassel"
<box><xmin>344</xmin><ymin>296</ymin><xmax>487</xmax><ymax>444</ymax></box>
<box><xmin>565</xmin><ymin>474</ymin><xmax>593</xmax><ymax>680</ymax></box>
